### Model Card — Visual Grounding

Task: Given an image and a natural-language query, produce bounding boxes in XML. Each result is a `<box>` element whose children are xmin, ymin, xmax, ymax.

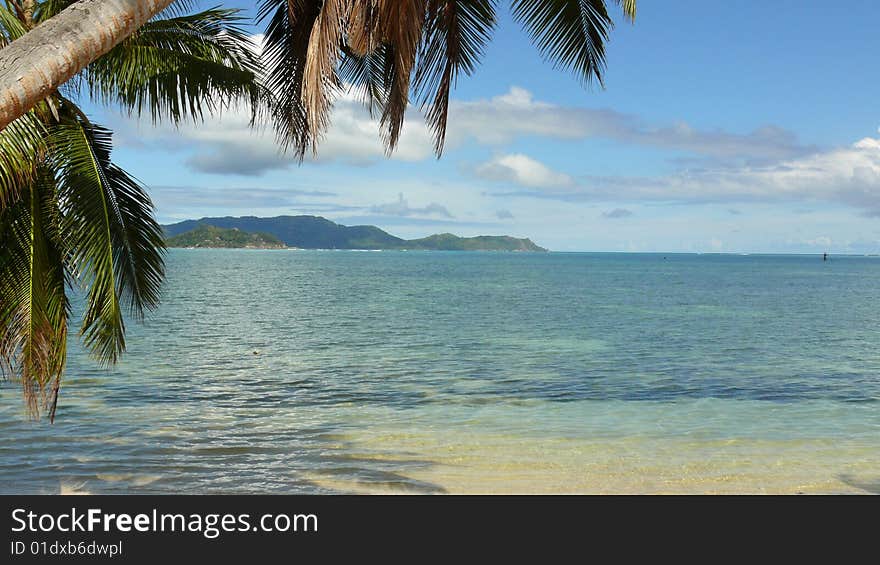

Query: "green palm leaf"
<box><xmin>34</xmin><ymin>0</ymin><xmax>200</xmax><ymax>23</ymax></box>
<box><xmin>33</xmin><ymin>0</ymin><xmax>80</xmax><ymax>21</ymax></box>
<box><xmin>83</xmin><ymin>7</ymin><xmax>267</xmax><ymax>125</ymax></box>
<box><xmin>0</xmin><ymin>112</ymin><xmax>45</xmax><ymax>210</ymax></box>
<box><xmin>50</xmin><ymin>116</ymin><xmax>164</xmax><ymax>364</ymax></box>
<box><xmin>102</xmin><ymin>163</ymin><xmax>165</xmax><ymax>319</ymax></box>
<box><xmin>2</xmin><ymin>1</ymin><xmax>267</xmax><ymax>421</ymax></box>
<box><xmin>0</xmin><ymin>172</ymin><xmax>69</xmax><ymax>420</ymax></box>
<box><xmin>0</xmin><ymin>3</ymin><xmax>27</xmax><ymax>44</ymax></box>
<box><xmin>49</xmin><ymin>119</ymin><xmax>124</xmax><ymax>363</ymax></box>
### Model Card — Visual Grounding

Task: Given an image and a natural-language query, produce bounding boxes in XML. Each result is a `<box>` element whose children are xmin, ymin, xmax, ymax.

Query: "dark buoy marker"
<box><xmin>823</xmin><ymin>252</ymin><xmax>828</xmax><ymax>262</ymax></box>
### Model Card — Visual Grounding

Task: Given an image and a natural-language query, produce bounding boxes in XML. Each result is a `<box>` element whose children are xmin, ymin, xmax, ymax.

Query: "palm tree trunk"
<box><xmin>0</xmin><ymin>0</ymin><xmax>174</xmax><ymax>131</ymax></box>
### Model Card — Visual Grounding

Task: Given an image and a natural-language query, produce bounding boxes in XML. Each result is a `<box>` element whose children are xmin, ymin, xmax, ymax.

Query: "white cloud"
<box><xmin>114</xmin><ymin>89</ymin><xmax>435</xmax><ymax>175</ymax></box>
<box><xmin>443</xmin><ymin>87</ymin><xmax>584</xmax><ymax>145</ymax></box>
<box><xmin>475</xmin><ymin>154</ymin><xmax>574</xmax><ymax>189</ymax></box>
<box><xmin>444</xmin><ymin>87</ymin><xmax>810</xmax><ymax>162</ymax></box>
<box><xmin>501</xmin><ymin>136</ymin><xmax>880</xmax><ymax>215</ymax></box>
<box><xmin>315</xmin><ymin>90</ymin><xmax>435</xmax><ymax>164</ymax></box>
<box><xmin>185</xmin><ymin>95</ymin><xmax>434</xmax><ymax>173</ymax></box>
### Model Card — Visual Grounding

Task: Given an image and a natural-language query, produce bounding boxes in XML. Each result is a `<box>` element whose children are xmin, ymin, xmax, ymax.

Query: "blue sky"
<box><xmin>95</xmin><ymin>1</ymin><xmax>880</xmax><ymax>252</ymax></box>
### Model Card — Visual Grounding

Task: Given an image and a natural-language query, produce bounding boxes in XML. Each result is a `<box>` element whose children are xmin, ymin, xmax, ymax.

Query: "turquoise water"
<box><xmin>2</xmin><ymin>250</ymin><xmax>879</xmax><ymax>493</ymax></box>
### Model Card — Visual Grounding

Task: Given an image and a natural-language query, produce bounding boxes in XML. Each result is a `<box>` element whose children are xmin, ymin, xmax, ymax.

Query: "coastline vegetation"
<box><xmin>166</xmin><ymin>225</ymin><xmax>286</xmax><ymax>249</ymax></box>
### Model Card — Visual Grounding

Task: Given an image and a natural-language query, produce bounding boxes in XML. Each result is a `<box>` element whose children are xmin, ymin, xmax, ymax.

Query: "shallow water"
<box><xmin>2</xmin><ymin>250</ymin><xmax>879</xmax><ymax>494</ymax></box>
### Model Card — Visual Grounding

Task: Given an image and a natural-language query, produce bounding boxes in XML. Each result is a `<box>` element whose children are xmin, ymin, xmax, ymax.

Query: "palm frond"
<box><xmin>101</xmin><ymin>161</ymin><xmax>165</xmax><ymax>319</ymax></box>
<box><xmin>347</xmin><ymin>0</ymin><xmax>381</xmax><ymax>57</ymax></box>
<box><xmin>615</xmin><ymin>0</ymin><xmax>635</xmax><ymax>22</ymax></box>
<box><xmin>338</xmin><ymin>42</ymin><xmax>391</xmax><ymax>118</ymax></box>
<box><xmin>83</xmin><ymin>7</ymin><xmax>267</xmax><ymax>125</ymax></box>
<box><xmin>376</xmin><ymin>0</ymin><xmax>425</xmax><ymax>151</ymax></box>
<box><xmin>0</xmin><ymin>172</ymin><xmax>69</xmax><ymax>420</ymax></box>
<box><xmin>49</xmin><ymin>119</ymin><xmax>124</xmax><ymax>363</ymax></box>
<box><xmin>0</xmin><ymin>3</ymin><xmax>26</xmax><ymax>45</ymax></box>
<box><xmin>35</xmin><ymin>0</ymin><xmax>200</xmax><ymax>23</ymax></box>
<box><xmin>415</xmin><ymin>0</ymin><xmax>496</xmax><ymax>155</ymax></box>
<box><xmin>302</xmin><ymin>0</ymin><xmax>348</xmax><ymax>151</ymax></box>
<box><xmin>2</xmin><ymin>0</ymin><xmax>24</xmax><ymax>22</ymax></box>
<box><xmin>49</xmin><ymin>117</ymin><xmax>164</xmax><ymax>364</ymax></box>
<box><xmin>0</xmin><ymin>112</ymin><xmax>45</xmax><ymax>210</ymax></box>
<box><xmin>257</xmin><ymin>0</ymin><xmax>322</xmax><ymax>159</ymax></box>
<box><xmin>511</xmin><ymin>0</ymin><xmax>613</xmax><ymax>86</ymax></box>
<box><xmin>33</xmin><ymin>0</ymin><xmax>76</xmax><ymax>21</ymax></box>
<box><xmin>151</xmin><ymin>0</ymin><xmax>203</xmax><ymax>19</ymax></box>
<box><xmin>32</xmin><ymin>0</ymin><xmax>73</xmax><ymax>22</ymax></box>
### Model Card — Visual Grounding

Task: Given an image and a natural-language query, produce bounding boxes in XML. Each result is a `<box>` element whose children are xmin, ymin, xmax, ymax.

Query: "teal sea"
<box><xmin>2</xmin><ymin>250</ymin><xmax>879</xmax><ymax>494</ymax></box>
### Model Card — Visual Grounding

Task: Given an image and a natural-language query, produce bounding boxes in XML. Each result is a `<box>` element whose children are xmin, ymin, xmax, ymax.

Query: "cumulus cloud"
<box><xmin>496</xmin><ymin>137</ymin><xmax>880</xmax><ymax>215</ymax></box>
<box><xmin>602</xmin><ymin>208</ymin><xmax>634</xmax><ymax>219</ymax></box>
<box><xmin>496</xmin><ymin>209</ymin><xmax>514</xmax><ymax>220</ymax></box>
<box><xmin>474</xmin><ymin>154</ymin><xmax>574</xmax><ymax>188</ymax></box>
<box><xmin>195</xmin><ymin>98</ymin><xmax>433</xmax><ymax>173</ymax></box>
<box><xmin>370</xmin><ymin>193</ymin><xmax>453</xmax><ymax>218</ymax></box>
<box><xmin>132</xmin><ymin>33</ymin><xmax>434</xmax><ymax>173</ymax></box>
<box><xmin>118</xmin><ymin>91</ymin><xmax>434</xmax><ymax>176</ymax></box>
<box><xmin>313</xmin><ymin>94</ymin><xmax>434</xmax><ymax>164</ymax></box>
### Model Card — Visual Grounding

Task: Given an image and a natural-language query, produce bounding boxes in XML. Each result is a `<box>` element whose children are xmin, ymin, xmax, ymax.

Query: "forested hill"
<box><xmin>166</xmin><ymin>225</ymin><xmax>285</xmax><ymax>249</ymax></box>
<box><xmin>163</xmin><ymin>216</ymin><xmax>547</xmax><ymax>251</ymax></box>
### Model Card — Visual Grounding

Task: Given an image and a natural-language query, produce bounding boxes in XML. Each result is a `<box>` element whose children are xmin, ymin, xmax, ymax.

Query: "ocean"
<box><xmin>1</xmin><ymin>250</ymin><xmax>879</xmax><ymax>494</ymax></box>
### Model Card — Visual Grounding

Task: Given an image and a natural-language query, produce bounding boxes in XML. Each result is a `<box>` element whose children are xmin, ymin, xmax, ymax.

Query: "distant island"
<box><xmin>163</xmin><ymin>216</ymin><xmax>548</xmax><ymax>252</ymax></box>
<box><xmin>166</xmin><ymin>224</ymin><xmax>286</xmax><ymax>249</ymax></box>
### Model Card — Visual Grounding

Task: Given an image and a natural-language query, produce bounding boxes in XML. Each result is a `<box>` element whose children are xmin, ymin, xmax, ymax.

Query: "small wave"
<box><xmin>60</xmin><ymin>482</ymin><xmax>91</xmax><ymax>495</ymax></box>
<box><xmin>96</xmin><ymin>474</ymin><xmax>162</xmax><ymax>486</ymax></box>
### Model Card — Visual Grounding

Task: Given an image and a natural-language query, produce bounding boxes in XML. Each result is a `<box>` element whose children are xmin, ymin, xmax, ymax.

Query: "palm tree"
<box><xmin>0</xmin><ymin>0</ymin><xmax>265</xmax><ymax>421</ymax></box>
<box><xmin>258</xmin><ymin>0</ymin><xmax>636</xmax><ymax>157</ymax></box>
<box><xmin>0</xmin><ymin>0</ymin><xmax>179</xmax><ymax>131</ymax></box>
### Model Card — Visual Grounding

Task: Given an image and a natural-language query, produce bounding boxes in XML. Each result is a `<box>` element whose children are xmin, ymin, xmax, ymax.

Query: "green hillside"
<box><xmin>166</xmin><ymin>225</ymin><xmax>286</xmax><ymax>249</ymax></box>
<box><xmin>163</xmin><ymin>215</ymin><xmax>548</xmax><ymax>252</ymax></box>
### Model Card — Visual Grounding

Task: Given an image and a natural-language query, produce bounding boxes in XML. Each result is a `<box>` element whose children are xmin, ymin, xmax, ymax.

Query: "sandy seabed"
<box><xmin>307</xmin><ymin>431</ymin><xmax>880</xmax><ymax>494</ymax></box>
